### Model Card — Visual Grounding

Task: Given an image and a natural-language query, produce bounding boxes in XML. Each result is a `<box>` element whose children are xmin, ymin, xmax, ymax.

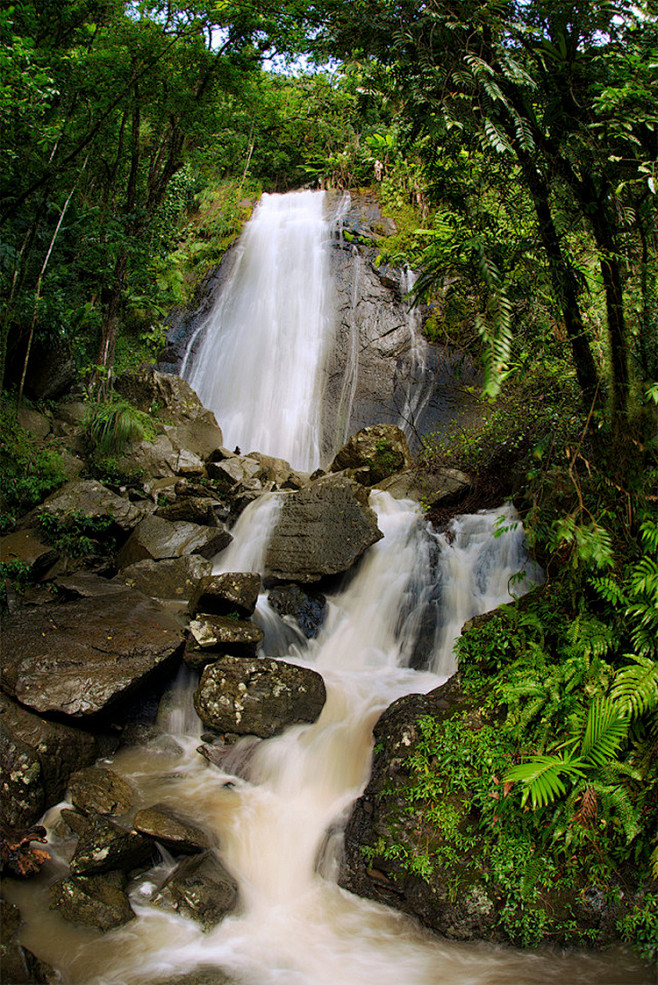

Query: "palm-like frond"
<box><xmin>612</xmin><ymin>654</ymin><xmax>658</xmax><ymax>719</ymax></box>
<box><xmin>580</xmin><ymin>697</ymin><xmax>629</xmax><ymax>768</ymax></box>
<box><xmin>505</xmin><ymin>756</ymin><xmax>586</xmax><ymax>808</ymax></box>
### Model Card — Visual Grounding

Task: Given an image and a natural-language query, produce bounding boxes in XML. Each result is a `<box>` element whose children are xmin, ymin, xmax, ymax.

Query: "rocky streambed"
<box><xmin>1</xmin><ymin>368</ymin><xmax>477</xmax><ymax>982</ymax></box>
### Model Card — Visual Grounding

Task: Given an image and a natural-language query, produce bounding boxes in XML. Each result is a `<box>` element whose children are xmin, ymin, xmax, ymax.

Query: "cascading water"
<box><xmin>6</xmin><ymin>192</ymin><xmax>650</xmax><ymax>985</ymax></box>
<box><xmin>182</xmin><ymin>190</ymin><xmax>337</xmax><ymax>473</ymax></box>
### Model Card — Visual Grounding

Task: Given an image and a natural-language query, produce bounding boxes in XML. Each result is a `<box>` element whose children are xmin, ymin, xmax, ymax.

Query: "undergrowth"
<box><xmin>375</xmin><ymin>387</ymin><xmax>658</xmax><ymax>955</ymax></box>
<box><xmin>0</xmin><ymin>399</ymin><xmax>66</xmax><ymax>530</ymax></box>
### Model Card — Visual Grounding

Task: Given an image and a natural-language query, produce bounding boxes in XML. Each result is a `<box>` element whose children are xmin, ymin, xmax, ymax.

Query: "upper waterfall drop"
<box><xmin>181</xmin><ymin>190</ymin><xmax>336</xmax><ymax>473</ymax></box>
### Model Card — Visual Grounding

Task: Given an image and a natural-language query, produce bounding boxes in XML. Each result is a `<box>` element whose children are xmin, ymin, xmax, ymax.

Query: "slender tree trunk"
<box><xmin>590</xmin><ymin>211</ymin><xmax>629</xmax><ymax>419</ymax></box>
<box><xmin>520</xmin><ymin>158</ymin><xmax>600</xmax><ymax>405</ymax></box>
<box><xmin>17</xmin><ymin>161</ymin><xmax>87</xmax><ymax>408</ymax></box>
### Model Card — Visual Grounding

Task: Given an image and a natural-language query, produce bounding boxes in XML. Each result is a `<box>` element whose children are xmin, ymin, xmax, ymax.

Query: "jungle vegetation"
<box><xmin>1</xmin><ymin>0</ymin><xmax>657</xmax><ymax>957</ymax></box>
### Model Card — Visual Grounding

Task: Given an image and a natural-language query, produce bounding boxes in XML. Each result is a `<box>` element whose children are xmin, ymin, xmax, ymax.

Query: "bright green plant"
<box><xmin>504</xmin><ymin>697</ymin><xmax>630</xmax><ymax>809</ymax></box>
<box><xmin>81</xmin><ymin>397</ymin><xmax>156</xmax><ymax>458</ymax></box>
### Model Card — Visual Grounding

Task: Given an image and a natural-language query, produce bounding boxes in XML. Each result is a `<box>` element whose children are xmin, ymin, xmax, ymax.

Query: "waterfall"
<box><xmin>8</xmin><ymin>191</ymin><xmax>631</xmax><ymax>985</ymax></box>
<box><xmin>182</xmin><ymin>190</ymin><xmax>336</xmax><ymax>473</ymax></box>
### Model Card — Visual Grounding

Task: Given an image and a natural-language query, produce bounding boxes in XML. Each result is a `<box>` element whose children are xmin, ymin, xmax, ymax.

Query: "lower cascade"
<box><xmin>4</xmin><ymin>192</ymin><xmax>646</xmax><ymax>985</ymax></box>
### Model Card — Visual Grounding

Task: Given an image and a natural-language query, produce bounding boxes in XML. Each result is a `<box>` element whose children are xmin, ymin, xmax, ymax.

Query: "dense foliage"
<box><xmin>1</xmin><ymin>0</ymin><xmax>657</xmax><ymax>960</ymax></box>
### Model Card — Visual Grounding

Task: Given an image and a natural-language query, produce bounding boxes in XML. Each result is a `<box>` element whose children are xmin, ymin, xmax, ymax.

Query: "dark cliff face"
<box><xmin>159</xmin><ymin>190</ymin><xmax>480</xmax><ymax>462</ymax></box>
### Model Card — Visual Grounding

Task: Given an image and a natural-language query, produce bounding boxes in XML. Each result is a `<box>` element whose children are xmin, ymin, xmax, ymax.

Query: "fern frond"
<box><xmin>505</xmin><ymin>755</ymin><xmax>586</xmax><ymax>808</ymax></box>
<box><xmin>580</xmin><ymin>697</ymin><xmax>629</xmax><ymax>768</ymax></box>
<box><xmin>613</xmin><ymin>654</ymin><xmax>658</xmax><ymax>719</ymax></box>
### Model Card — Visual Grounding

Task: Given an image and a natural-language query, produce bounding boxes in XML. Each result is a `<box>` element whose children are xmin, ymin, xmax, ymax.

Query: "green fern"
<box><xmin>612</xmin><ymin>654</ymin><xmax>658</xmax><ymax>719</ymax></box>
<box><xmin>82</xmin><ymin>397</ymin><xmax>152</xmax><ymax>458</ymax></box>
<box><xmin>505</xmin><ymin>698</ymin><xmax>629</xmax><ymax>810</ymax></box>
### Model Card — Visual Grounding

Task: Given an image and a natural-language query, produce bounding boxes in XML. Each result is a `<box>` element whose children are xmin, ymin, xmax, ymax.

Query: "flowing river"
<box><xmin>6</xmin><ymin>191</ymin><xmax>651</xmax><ymax>985</ymax></box>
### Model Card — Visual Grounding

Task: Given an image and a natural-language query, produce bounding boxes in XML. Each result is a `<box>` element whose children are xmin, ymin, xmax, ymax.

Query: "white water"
<box><xmin>8</xmin><ymin>191</ymin><xmax>649</xmax><ymax>985</ymax></box>
<box><xmin>182</xmin><ymin>190</ymin><xmax>336</xmax><ymax>472</ymax></box>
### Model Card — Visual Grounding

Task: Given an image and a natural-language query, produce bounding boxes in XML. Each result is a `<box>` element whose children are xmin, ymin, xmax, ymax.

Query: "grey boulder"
<box><xmin>264</xmin><ymin>475</ymin><xmax>382</xmax><ymax>584</ymax></box>
<box><xmin>193</xmin><ymin>656</ymin><xmax>326</xmax><ymax>738</ymax></box>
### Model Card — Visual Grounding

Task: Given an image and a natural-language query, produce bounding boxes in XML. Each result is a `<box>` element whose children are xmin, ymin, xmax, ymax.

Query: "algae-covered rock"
<box><xmin>133</xmin><ymin>804</ymin><xmax>210</xmax><ymax>854</ymax></box>
<box><xmin>68</xmin><ymin>766</ymin><xmax>135</xmax><ymax>816</ymax></box>
<box><xmin>193</xmin><ymin>656</ymin><xmax>326</xmax><ymax>738</ymax></box>
<box><xmin>330</xmin><ymin>425</ymin><xmax>412</xmax><ymax>485</ymax></box>
<box><xmin>50</xmin><ymin>870</ymin><xmax>135</xmax><ymax>931</ymax></box>
<box><xmin>188</xmin><ymin>572</ymin><xmax>261</xmax><ymax>619</ymax></box>
<box><xmin>159</xmin><ymin>851</ymin><xmax>238</xmax><ymax>930</ymax></box>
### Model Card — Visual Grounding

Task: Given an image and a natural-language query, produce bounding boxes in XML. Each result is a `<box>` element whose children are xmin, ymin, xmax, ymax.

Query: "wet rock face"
<box><xmin>0</xmin><ymin>588</ymin><xmax>185</xmax><ymax>719</ymax></box>
<box><xmin>159</xmin><ymin>851</ymin><xmax>238</xmax><ymax>930</ymax></box>
<box><xmin>267</xmin><ymin>584</ymin><xmax>327</xmax><ymax>639</ymax></box>
<box><xmin>187</xmin><ymin>615</ymin><xmax>264</xmax><ymax>660</ymax></box>
<box><xmin>119</xmin><ymin>554</ymin><xmax>212</xmax><ymax>601</ymax></box>
<box><xmin>193</xmin><ymin>656</ymin><xmax>326</xmax><ymax>738</ymax></box>
<box><xmin>49</xmin><ymin>870</ymin><xmax>135</xmax><ymax>931</ymax></box>
<box><xmin>330</xmin><ymin>425</ymin><xmax>412</xmax><ymax>485</ymax></box>
<box><xmin>117</xmin><ymin>515</ymin><xmax>232</xmax><ymax>568</ymax></box>
<box><xmin>66</xmin><ymin>811</ymin><xmax>155</xmax><ymax>876</ymax></box>
<box><xmin>188</xmin><ymin>572</ymin><xmax>261</xmax><ymax>619</ymax></box>
<box><xmin>264</xmin><ymin>475</ymin><xmax>383</xmax><ymax>584</ymax></box>
<box><xmin>67</xmin><ymin>767</ymin><xmax>135</xmax><ymax>817</ymax></box>
<box><xmin>0</xmin><ymin>694</ymin><xmax>105</xmax><ymax>828</ymax></box>
<box><xmin>375</xmin><ymin>466</ymin><xmax>471</xmax><ymax>506</ymax></box>
<box><xmin>133</xmin><ymin>804</ymin><xmax>210</xmax><ymax>854</ymax></box>
<box><xmin>339</xmin><ymin>676</ymin><xmax>502</xmax><ymax>942</ymax></box>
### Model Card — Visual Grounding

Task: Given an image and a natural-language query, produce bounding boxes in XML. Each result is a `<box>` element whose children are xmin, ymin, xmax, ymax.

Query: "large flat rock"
<box><xmin>31</xmin><ymin>480</ymin><xmax>143</xmax><ymax>533</ymax></box>
<box><xmin>264</xmin><ymin>475</ymin><xmax>383</xmax><ymax>584</ymax></box>
<box><xmin>0</xmin><ymin>589</ymin><xmax>185</xmax><ymax>718</ymax></box>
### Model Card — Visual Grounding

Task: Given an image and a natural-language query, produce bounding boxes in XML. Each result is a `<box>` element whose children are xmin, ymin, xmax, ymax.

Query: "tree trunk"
<box><xmin>590</xmin><ymin>211</ymin><xmax>629</xmax><ymax>419</ymax></box>
<box><xmin>520</xmin><ymin>158</ymin><xmax>600</xmax><ymax>405</ymax></box>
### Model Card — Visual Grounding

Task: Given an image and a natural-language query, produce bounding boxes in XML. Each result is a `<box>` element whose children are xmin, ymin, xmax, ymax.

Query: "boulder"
<box><xmin>187</xmin><ymin>616</ymin><xmax>264</xmax><ymax>659</ymax></box>
<box><xmin>17</xmin><ymin>408</ymin><xmax>51</xmax><ymax>440</ymax></box>
<box><xmin>67</xmin><ymin>767</ymin><xmax>135</xmax><ymax>817</ymax></box>
<box><xmin>24</xmin><ymin>336</ymin><xmax>76</xmax><ymax>401</ymax></box>
<box><xmin>155</xmin><ymin>497</ymin><xmax>228</xmax><ymax>527</ymax></box>
<box><xmin>164</xmin><ymin>423</ymin><xmax>224</xmax><ymax>463</ymax></box>
<box><xmin>0</xmin><ymin>693</ymin><xmax>106</xmax><ymax>828</ymax></box>
<box><xmin>118</xmin><ymin>555</ymin><xmax>212</xmax><ymax>601</ymax></box>
<box><xmin>193</xmin><ymin>656</ymin><xmax>326</xmax><ymax>738</ymax></box>
<box><xmin>206</xmin><ymin>456</ymin><xmax>261</xmax><ymax>491</ymax></box>
<box><xmin>0</xmin><ymin>588</ymin><xmax>185</xmax><ymax>719</ymax></box>
<box><xmin>0</xmin><ymin>529</ymin><xmax>59</xmax><ymax>579</ymax></box>
<box><xmin>159</xmin><ymin>850</ymin><xmax>238</xmax><ymax>930</ymax></box>
<box><xmin>49</xmin><ymin>870</ymin><xmax>135</xmax><ymax>931</ymax></box>
<box><xmin>53</xmin><ymin>401</ymin><xmax>88</xmax><ymax>427</ymax></box>
<box><xmin>339</xmin><ymin>676</ymin><xmax>501</xmax><ymax>941</ymax></box>
<box><xmin>330</xmin><ymin>425</ymin><xmax>412</xmax><ymax>485</ymax></box>
<box><xmin>33</xmin><ymin>480</ymin><xmax>143</xmax><ymax>533</ymax></box>
<box><xmin>65</xmin><ymin>811</ymin><xmax>155</xmax><ymax>875</ymax></box>
<box><xmin>264</xmin><ymin>475</ymin><xmax>383</xmax><ymax>584</ymax></box>
<box><xmin>267</xmin><ymin>584</ymin><xmax>327</xmax><ymax>639</ymax></box>
<box><xmin>133</xmin><ymin>803</ymin><xmax>210</xmax><ymax>854</ymax></box>
<box><xmin>375</xmin><ymin>467</ymin><xmax>471</xmax><ymax>506</ymax></box>
<box><xmin>245</xmin><ymin>452</ymin><xmax>309</xmax><ymax>489</ymax></box>
<box><xmin>114</xmin><ymin>370</ymin><xmax>222</xmax><ymax>437</ymax></box>
<box><xmin>116</xmin><ymin>433</ymin><xmax>179</xmax><ymax>478</ymax></box>
<box><xmin>117</xmin><ymin>515</ymin><xmax>231</xmax><ymax>568</ymax></box>
<box><xmin>188</xmin><ymin>572</ymin><xmax>261</xmax><ymax>619</ymax></box>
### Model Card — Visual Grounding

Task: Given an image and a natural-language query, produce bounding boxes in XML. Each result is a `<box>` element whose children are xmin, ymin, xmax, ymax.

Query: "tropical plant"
<box><xmin>505</xmin><ymin>694</ymin><xmax>629</xmax><ymax>799</ymax></box>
